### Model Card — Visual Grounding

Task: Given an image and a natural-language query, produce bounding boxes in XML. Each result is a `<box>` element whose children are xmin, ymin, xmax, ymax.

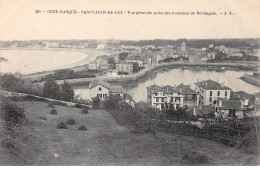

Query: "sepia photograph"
<box><xmin>0</xmin><ymin>0</ymin><xmax>259</xmax><ymax>166</ymax></box>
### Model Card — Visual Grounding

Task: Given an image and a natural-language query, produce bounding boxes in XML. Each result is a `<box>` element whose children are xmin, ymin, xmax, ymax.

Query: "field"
<box><xmin>0</xmin><ymin>101</ymin><xmax>259</xmax><ymax>165</ymax></box>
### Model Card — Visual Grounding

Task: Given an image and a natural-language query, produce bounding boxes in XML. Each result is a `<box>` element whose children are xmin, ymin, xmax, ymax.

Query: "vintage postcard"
<box><xmin>0</xmin><ymin>0</ymin><xmax>259</xmax><ymax>166</ymax></box>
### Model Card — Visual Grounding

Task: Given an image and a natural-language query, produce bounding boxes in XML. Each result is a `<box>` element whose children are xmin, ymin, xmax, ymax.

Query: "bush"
<box><xmin>0</xmin><ymin>99</ymin><xmax>26</xmax><ymax>129</ymax></box>
<box><xmin>39</xmin><ymin>116</ymin><xmax>47</xmax><ymax>121</ymax></box>
<box><xmin>81</xmin><ymin>109</ymin><xmax>89</xmax><ymax>114</ymax></box>
<box><xmin>78</xmin><ymin>125</ymin><xmax>87</xmax><ymax>131</ymax></box>
<box><xmin>66</xmin><ymin>118</ymin><xmax>76</xmax><ymax>125</ymax></box>
<box><xmin>57</xmin><ymin>122</ymin><xmax>68</xmax><ymax>129</ymax></box>
<box><xmin>47</xmin><ymin>102</ymin><xmax>55</xmax><ymax>108</ymax></box>
<box><xmin>50</xmin><ymin>109</ymin><xmax>58</xmax><ymax>115</ymax></box>
<box><xmin>180</xmin><ymin>152</ymin><xmax>208</xmax><ymax>166</ymax></box>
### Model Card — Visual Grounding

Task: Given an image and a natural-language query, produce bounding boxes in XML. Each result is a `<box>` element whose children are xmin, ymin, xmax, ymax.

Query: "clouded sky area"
<box><xmin>0</xmin><ymin>0</ymin><xmax>260</xmax><ymax>40</ymax></box>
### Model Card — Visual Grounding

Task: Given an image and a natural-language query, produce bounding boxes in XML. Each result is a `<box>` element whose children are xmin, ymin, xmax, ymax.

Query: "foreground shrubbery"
<box><xmin>0</xmin><ymin>97</ymin><xmax>26</xmax><ymax>130</ymax></box>
<box><xmin>66</xmin><ymin>118</ymin><xmax>76</xmax><ymax>125</ymax></box>
<box><xmin>78</xmin><ymin>125</ymin><xmax>87</xmax><ymax>131</ymax></box>
<box><xmin>57</xmin><ymin>122</ymin><xmax>68</xmax><ymax>129</ymax></box>
<box><xmin>50</xmin><ymin>109</ymin><xmax>58</xmax><ymax>115</ymax></box>
<box><xmin>47</xmin><ymin>102</ymin><xmax>55</xmax><ymax>108</ymax></box>
<box><xmin>81</xmin><ymin>108</ymin><xmax>89</xmax><ymax>114</ymax></box>
<box><xmin>104</xmin><ymin>95</ymin><xmax>159</xmax><ymax>133</ymax></box>
<box><xmin>180</xmin><ymin>152</ymin><xmax>208</xmax><ymax>166</ymax></box>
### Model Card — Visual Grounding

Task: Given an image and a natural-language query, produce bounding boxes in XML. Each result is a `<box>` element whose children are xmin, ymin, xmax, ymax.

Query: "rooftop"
<box><xmin>147</xmin><ymin>84</ymin><xmax>181</xmax><ymax>94</ymax></box>
<box><xmin>109</xmin><ymin>86</ymin><xmax>123</xmax><ymax>93</ymax></box>
<box><xmin>89</xmin><ymin>79</ymin><xmax>109</xmax><ymax>89</ymax></box>
<box><xmin>176</xmin><ymin>83</ymin><xmax>198</xmax><ymax>95</ymax></box>
<box><xmin>221</xmin><ymin>100</ymin><xmax>244</xmax><ymax>110</ymax></box>
<box><xmin>195</xmin><ymin>80</ymin><xmax>231</xmax><ymax>90</ymax></box>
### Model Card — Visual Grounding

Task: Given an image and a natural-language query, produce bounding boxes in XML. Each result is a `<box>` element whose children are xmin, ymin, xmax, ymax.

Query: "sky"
<box><xmin>0</xmin><ymin>0</ymin><xmax>260</xmax><ymax>40</ymax></box>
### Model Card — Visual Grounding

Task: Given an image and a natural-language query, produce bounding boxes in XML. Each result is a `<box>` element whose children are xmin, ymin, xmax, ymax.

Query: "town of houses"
<box><xmin>88</xmin><ymin>77</ymin><xmax>254</xmax><ymax>121</ymax></box>
<box><xmin>0</xmin><ymin>40</ymin><xmax>258</xmax><ymax>122</ymax></box>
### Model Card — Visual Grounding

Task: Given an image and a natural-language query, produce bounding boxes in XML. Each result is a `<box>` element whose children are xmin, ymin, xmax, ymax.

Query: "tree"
<box><xmin>133</xmin><ymin>62</ymin><xmax>141</xmax><ymax>73</ymax></box>
<box><xmin>43</xmin><ymin>78</ymin><xmax>60</xmax><ymax>99</ymax></box>
<box><xmin>59</xmin><ymin>81</ymin><xmax>74</xmax><ymax>102</ymax></box>
<box><xmin>0</xmin><ymin>57</ymin><xmax>8</xmax><ymax>73</ymax></box>
<box><xmin>103</xmin><ymin>94</ymin><xmax>122</xmax><ymax>109</ymax></box>
<box><xmin>92</xmin><ymin>96</ymin><xmax>101</xmax><ymax>109</ymax></box>
<box><xmin>108</xmin><ymin>57</ymin><xmax>116</xmax><ymax>69</ymax></box>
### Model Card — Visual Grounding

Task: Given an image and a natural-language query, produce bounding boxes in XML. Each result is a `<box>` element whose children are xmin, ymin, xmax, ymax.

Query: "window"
<box><xmin>99</xmin><ymin>87</ymin><xmax>102</xmax><ymax>91</ymax></box>
<box><xmin>97</xmin><ymin>94</ymin><xmax>102</xmax><ymax>98</ymax></box>
<box><xmin>175</xmin><ymin>97</ymin><xmax>180</xmax><ymax>102</ymax></box>
<box><xmin>103</xmin><ymin>94</ymin><xmax>107</xmax><ymax>98</ymax></box>
<box><xmin>155</xmin><ymin>93</ymin><xmax>158</xmax><ymax>96</ymax></box>
<box><xmin>209</xmin><ymin>97</ymin><xmax>212</xmax><ymax>102</ymax></box>
<box><xmin>218</xmin><ymin>91</ymin><xmax>220</xmax><ymax>96</ymax></box>
<box><xmin>225</xmin><ymin>91</ymin><xmax>227</xmax><ymax>96</ymax></box>
<box><xmin>156</xmin><ymin>98</ymin><xmax>159</xmax><ymax>102</ymax></box>
<box><xmin>210</xmin><ymin>91</ymin><xmax>212</xmax><ymax>96</ymax></box>
<box><xmin>161</xmin><ymin>98</ymin><xmax>164</xmax><ymax>102</ymax></box>
<box><xmin>202</xmin><ymin>90</ymin><xmax>204</xmax><ymax>93</ymax></box>
<box><xmin>170</xmin><ymin>97</ymin><xmax>174</xmax><ymax>102</ymax></box>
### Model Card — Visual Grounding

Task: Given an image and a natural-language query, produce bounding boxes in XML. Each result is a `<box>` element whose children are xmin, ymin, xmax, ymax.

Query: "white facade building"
<box><xmin>147</xmin><ymin>84</ymin><xmax>183</xmax><ymax>110</ymax></box>
<box><xmin>195</xmin><ymin>80</ymin><xmax>231</xmax><ymax>106</ymax></box>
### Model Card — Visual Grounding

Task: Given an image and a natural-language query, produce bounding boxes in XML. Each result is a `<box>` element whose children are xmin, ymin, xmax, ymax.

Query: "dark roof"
<box><xmin>195</xmin><ymin>80</ymin><xmax>231</xmax><ymax>90</ymax></box>
<box><xmin>162</xmin><ymin>85</ymin><xmax>181</xmax><ymax>94</ymax></box>
<box><xmin>221</xmin><ymin>100</ymin><xmax>244</xmax><ymax>110</ymax></box>
<box><xmin>89</xmin><ymin>79</ymin><xmax>109</xmax><ymax>89</ymax></box>
<box><xmin>147</xmin><ymin>84</ymin><xmax>181</xmax><ymax>94</ymax></box>
<box><xmin>176</xmin><ymin>83</ymin><xmax>198</xmax><ymax>95</ymax></box>
<box><xmin>109</xmin><ymin>86</ymin><xmax>123</xmax><ymax>93</ymax></box>
<box><xmin>147</xmin><ymin>84</ymin><xmax>164</xmax><ymax>93</ymax></box>
<box><xmin>123</xmin><ymin>93</ymin><xmax>135</xmax><ymax>102</ymax></box>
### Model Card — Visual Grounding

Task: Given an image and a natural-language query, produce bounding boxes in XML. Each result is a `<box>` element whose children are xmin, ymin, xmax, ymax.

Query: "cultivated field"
<box><xmin>0</xmin><ymin>101</ymin><xmax>258</xmax><ymax>165</ymax></box>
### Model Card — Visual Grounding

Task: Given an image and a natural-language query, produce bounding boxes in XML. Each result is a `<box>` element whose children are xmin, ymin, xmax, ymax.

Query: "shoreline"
<box><xmin>240</xmin><ymin>74</ymin><xmax>260</xmax><ymax>87</ymax></box>
<box><xmin>0</xmin><ymin>47</ymin><xmax>114</xmax><ymax>76</ymax></box>
<box><xmin>35</xmin><ymin>62</ymin><xmax>259</xmax><ymax>87</ymax></box>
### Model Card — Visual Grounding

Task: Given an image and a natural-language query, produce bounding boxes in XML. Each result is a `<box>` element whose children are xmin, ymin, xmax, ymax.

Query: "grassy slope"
<box><xmin>0</xmin><ymin>101</ymin><xmax>258</xmax><ymax>165</ymax></box>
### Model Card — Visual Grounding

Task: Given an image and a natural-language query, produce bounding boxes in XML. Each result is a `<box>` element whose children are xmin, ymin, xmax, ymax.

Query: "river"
<box><xmin>0</xmin><ymin>48</ymin><xmax>110</xmax><ymax>74</ymax></box>
<box><xmin>73</xmin><ymin>69</ymin><xmax>260</xmax><ymax>102</ymax></box>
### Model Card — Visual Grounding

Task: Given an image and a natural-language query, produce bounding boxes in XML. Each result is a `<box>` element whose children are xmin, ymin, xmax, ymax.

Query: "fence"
<box><xmin>155</xmin><ymin>119</ymin><xmax>256</xmax><ymax>146</ymax></box>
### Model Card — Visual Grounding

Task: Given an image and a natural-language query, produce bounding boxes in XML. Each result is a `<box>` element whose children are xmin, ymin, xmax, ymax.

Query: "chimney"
<box><xmin>205</xmin><ymin>83</ymin><xmax>208</xmax><ymax>88</ymax></box>
<box><xmin>180</xmin><ymin>87</ymin><xmax>182</xmax><ymax>93</ymax></box>
<box><xmin>221</xmin><ymin>81</ymin><xmax>225</xmax><ymax>88</ymax></box>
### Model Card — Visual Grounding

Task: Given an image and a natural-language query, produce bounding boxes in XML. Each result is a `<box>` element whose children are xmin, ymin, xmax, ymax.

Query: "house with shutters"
<box><xmin>89</xmin><ymin>80</ymin><xmax>110</xmax><ymax>99</ymax></box>
<box><xmin>195</xmin><ymin>79</ymin><xmax>231</xmax><ymax>106</ymax></box>
<box><xmin>176</xmin><ymin>83</ymin><xmax>199</xmax><ymax>108</ymax></box>
<box><xmin>147</xmin><ymin>84</ymin><xmax>183</xmax><ymax>110</ymax></box>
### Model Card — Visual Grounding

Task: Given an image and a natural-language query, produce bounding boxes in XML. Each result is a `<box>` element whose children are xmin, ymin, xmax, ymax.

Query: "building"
<box><xmin>116</xmin><ymin>61</ymin><xmax>133</xmax><ymax>74</ymax></box>
<box><xmin>89</xmin><ymin>79</ymin><xmax>125</xmax><ymax>100</ymax></box>
<box><xmin>209</xmin><ymin>44</ymin><xmax>214</xmax><ymax>48</ymax></box>
<box><xmin>127</xmin><ymin>59</ymin><xmax>143</xmax><ymax>67</ymax></box>
<box><xmin>195</xmin><ymin>79</ymin><xmax>231</xmax><ymax>106</ymax></box>
<box><xmin>147</xmin><ymin>84</ymin><xmax>183</xmax><ymax>110</ymax></box>
<box><xmin>189</xmin><ymin>55</ymin><xmax>207</xmax><ymax>64</ymax></box>
<box><xmin>181</xmin><ymin>42</ymin><xmax>186</xmax><ymax>52</ymax></box>
<box><xmin>107</xmin><ymin>70</ymin><xmax>118</xmax><ymax>77</ymax></box>
<box><xmin>215</xmin><ymin>100</ymin><xmax>246</xmax><ymax>120</ymax></box>
<box><xmin>176</xmin><ymin>83</ymin><xmax>199</xmax><ymax>108</ymax></box>
<box><xmin>109</xmin><ymin>86</ymin><xmax>124</xmax><ymax>97</ymax></box>
<box><xmin>123</xmin><ymin>93</ymin><xmax>135</xmax><ymax>107</ymax></box>
<box><xmin>89</xmin><ymin>80</ymin><xmax>110</xmax><ymax>99</ymax></box>
<box><xmin>147</xmin><ymin>55</ymin><xmax>162</xmax><ymax>67</ymax></box>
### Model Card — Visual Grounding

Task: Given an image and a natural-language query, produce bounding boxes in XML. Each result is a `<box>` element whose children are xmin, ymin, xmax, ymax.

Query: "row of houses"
<box><xmin>147</xmin><ymin>79</ymin><xmax>252</xmax><ymax>120</ymax></box>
